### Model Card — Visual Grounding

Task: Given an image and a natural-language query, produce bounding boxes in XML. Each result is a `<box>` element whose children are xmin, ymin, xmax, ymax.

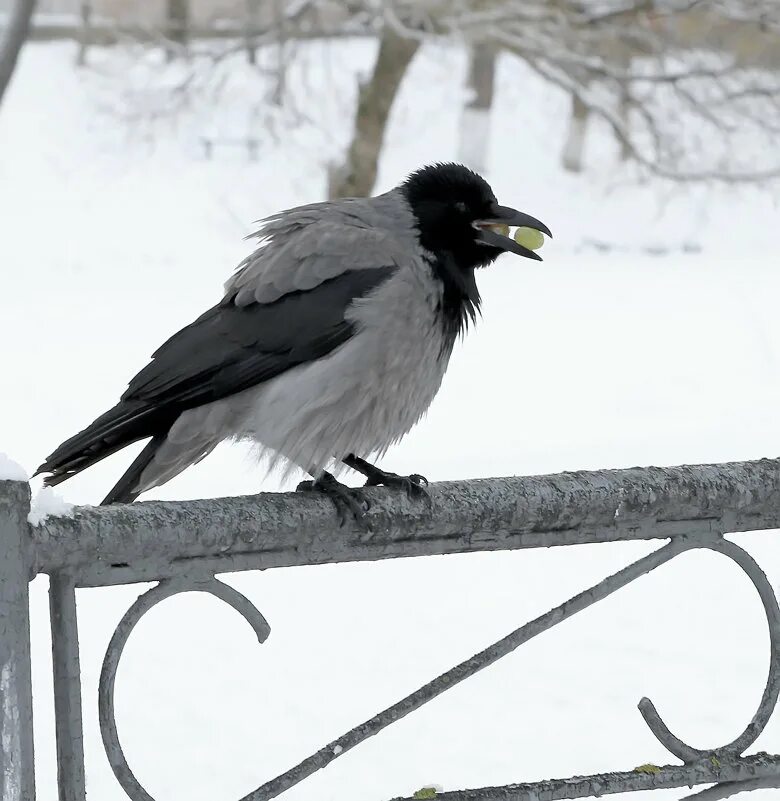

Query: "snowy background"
<box><xmin>2</xmin><ymin>36</ymin><xmax>780</xmax><ymax>801</ymax></box>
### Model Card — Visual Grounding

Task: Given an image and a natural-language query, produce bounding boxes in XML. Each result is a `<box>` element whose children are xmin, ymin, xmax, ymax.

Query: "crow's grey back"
<box><xmin>225</xmin><ymin>190</ymin><xmax>420</xmax><ymax>306</ymax></box>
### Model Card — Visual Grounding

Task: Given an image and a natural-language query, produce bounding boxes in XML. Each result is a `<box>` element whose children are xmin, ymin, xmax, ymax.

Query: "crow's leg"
<box><xmin>343</xmin><ymin>454</ymin><xmax>429</xmax><ymax>501</ymax></box>
<box><xmin>296</xmin><ymin>470</ymin><xmax>369</xmax><ymax>524</ymax></box>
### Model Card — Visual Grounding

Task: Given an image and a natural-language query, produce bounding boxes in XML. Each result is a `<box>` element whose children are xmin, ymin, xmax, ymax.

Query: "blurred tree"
<box><xmin>330</xmin><ymin>0</ymin><xmax>780</xmax><ymax>188</ymax></box>
<box><xmin>328</xmin><ymin>23</ymin><xmax>420</xmax><ymax>198</ymax></box>
<box><xmin>245</xmin><ymin>0</ymin><xmax>261</xmax><ymax>64</ymax></box>
<box><xmin>553</xmin><ymin>3</ymin><xmax>780</xmax><ymax>174</ymax></box>
<box><xmin>85</xmin><ymin>0</ymin><xmax>780</xmax><ymax>186</ymax></box>
<box><xmin>465</xmin><ymin>0</ymin><xmax>780</xmax><ymax>181</ymax></box>
<box><xmin>458</xmin><ymin>41</ymin><xmax>497</xmax><ymax>174</ymax></box>
<box><xmin>0</xmin><ymin>0</ymin><xmax>36</xmax><ymax>110</ymax></box>
<box><xmin>165</xmin><ymin>0</ymin><xmax>190</xmax><ymax>59</ymax></box>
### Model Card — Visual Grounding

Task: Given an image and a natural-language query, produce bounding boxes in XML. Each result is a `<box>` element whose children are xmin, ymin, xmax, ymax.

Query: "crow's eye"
<box><xmin>454</xmin><ymin>201</ymin><xmax>467</xmax><ymax>213</ymax></box>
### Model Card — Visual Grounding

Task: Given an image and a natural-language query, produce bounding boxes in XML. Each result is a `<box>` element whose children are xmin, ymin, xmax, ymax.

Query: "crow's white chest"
<box><xmin>238</xmin><ymin>263</ymin><xmax>452</xmax><ymax>476</ymax></box>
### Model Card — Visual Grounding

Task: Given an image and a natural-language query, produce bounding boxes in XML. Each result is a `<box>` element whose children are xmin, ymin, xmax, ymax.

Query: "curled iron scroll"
<box><xmin>638</xmin><ymin>536</ymin><xmax>780</xmax><ymax>763</ymax></box>
<box><xmin>98</xmin><ymin>576</ymin><xmax>270</xmax><ymax>801</ymax></box>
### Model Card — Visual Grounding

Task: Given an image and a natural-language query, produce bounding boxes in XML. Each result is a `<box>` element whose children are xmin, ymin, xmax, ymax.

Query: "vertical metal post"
<box><xmin>49</xmin><ymin>574</ymin><xmax>85</xmax><ymax>801</ymax></box>
<box><xmin>0</xmin><ymin>480</ymin><xmax>35</xmax><ymax>801</ymax></box>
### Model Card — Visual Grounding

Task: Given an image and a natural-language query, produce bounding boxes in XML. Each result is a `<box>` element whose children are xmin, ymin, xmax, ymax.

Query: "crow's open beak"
<box><xmin>474</xmin><ymin>203</ymin><xmax>552</xmax><ymax>261</ymax></box>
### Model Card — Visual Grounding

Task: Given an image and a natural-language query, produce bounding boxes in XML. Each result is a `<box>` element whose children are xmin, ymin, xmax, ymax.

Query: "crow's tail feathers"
<box><xmin>100</xmin><ymin>435</ymin><xmax>166</xmax><ymax>505</ymax></box>
<box><xmin>34</xmin><ymin>401</ymin><xmax>173</xmax><ymax>503</ymax></box>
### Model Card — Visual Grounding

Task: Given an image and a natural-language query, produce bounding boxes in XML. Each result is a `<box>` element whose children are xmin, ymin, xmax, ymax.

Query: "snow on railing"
<box><xmin>3</xmin><ymin>458</ymin><xmax>780</xmax><ymax>800</ymax></box>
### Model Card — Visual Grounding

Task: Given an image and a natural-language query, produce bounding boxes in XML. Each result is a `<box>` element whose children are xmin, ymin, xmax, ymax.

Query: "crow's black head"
<box><xmin>401</xmin><ymin>163</ymin><xmax>551</xmax><ymax>272</ymax></box>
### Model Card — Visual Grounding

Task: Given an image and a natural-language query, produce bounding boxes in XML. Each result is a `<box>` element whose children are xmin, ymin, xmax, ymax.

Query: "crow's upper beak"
<box><xmin>474</xmin><ymin>203</ymin><xmax>552</xmax><ymax>261</ymax></box>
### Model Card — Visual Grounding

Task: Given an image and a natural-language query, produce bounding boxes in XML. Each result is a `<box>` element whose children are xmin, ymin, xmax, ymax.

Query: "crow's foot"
<box><xmin>342</xmin><ymin>455</ymin><xmax>429</xmax><ymax>502</ymax></box>
<box><xmin>364</xmin><ymin>469</ymin><xmax>430</xmax><ymax>501</ymax></box>
<box><xmin>296</xmin><ymin>471</ymin><xmax>369</xmax><ymax>525</ymax></box>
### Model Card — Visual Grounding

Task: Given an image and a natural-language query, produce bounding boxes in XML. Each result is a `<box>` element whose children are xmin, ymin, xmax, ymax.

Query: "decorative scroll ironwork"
<box><xmin>97</xmin><ymin>577</ymin><xmax>270</xmax><ymax>801</ymax></box>
<box><xmin>95</xmin><ymin>533</ymin><xmax>780</xmax><ymax>801</ymax></box>
<box><xmin>638</xmin><ymin>537</ymin><xmax>780</xmax><ymax>764</ymax></box>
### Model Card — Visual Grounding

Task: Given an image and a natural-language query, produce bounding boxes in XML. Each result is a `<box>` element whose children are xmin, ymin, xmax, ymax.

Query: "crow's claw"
<box><xmin>364</xmin><ymin>470</ymin><xmax>430</xmax><ymax>502</ymax></box>
<box><xmin>296</xmin><ymin>473</ymin><xmax>369</xmax><ymax>526</ymax></box>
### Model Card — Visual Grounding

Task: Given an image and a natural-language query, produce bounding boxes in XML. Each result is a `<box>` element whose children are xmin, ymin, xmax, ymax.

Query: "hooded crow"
<box><xmin>36</xmin><ymin>163</ymin><xmax>551</xmax><ymax>519</ymax></box>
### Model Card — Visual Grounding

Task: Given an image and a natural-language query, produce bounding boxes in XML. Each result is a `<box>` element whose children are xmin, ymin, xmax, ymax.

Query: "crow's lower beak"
<box><xmin>474</xmin><ymin>203</ymin><xmax>552</xmax><ymax>261</ymax></box>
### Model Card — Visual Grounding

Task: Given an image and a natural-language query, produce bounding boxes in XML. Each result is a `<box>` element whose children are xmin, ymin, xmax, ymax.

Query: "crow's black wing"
<box><xmin>124</xmin><ymin>266</ymin><xmax>396</xmax><ymax>409</ymax></box>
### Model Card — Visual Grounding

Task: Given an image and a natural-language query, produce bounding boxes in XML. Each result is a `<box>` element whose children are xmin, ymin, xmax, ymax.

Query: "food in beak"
<box><xmin>514</xmin><ymin>226</ymin><xmax>545</xmax><ymax>251</ymax></box>
<box><xmin>480</xmin><ymin>222</ymin><xmax>510</xmax><ymax>237</ymax></box>
<box><xmin>474</xmin><ymin>206</ymin><xmax>551</xmax><ymax>261</ymax></box>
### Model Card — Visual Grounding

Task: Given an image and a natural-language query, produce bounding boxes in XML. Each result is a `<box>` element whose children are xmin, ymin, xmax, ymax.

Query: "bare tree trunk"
<box><xmin>270</xmin><ymin>0</ymin><xmax>287</xmax><ymax>105</ymax></box>
<box><xmin>165</xmin><ymin>0</ymin><xmax>189</xmax><ymax>60</ymax></box>
<box><xmin>615</xmin><ymin>50</ymin><xmax>633</xmax><ymax>162</ymax></box>
<box><xmin>328</xmin><ymin>27</ymin><xmax>420</xmax><ymax>199</ymax></box>
<box><xmin>76</xmin><ymin>1</ymin><xmax>92</xmax><ymax>67</ymax></box>
<box><xmin>245</xmin><ymin>0</ymin><xmax>260</xmax><ymax>64</ymax></box>
<box><xmin>0</xmin><ymin>0</ymin><xmax>36</xmax><ymax>109</ymax></box>
<box><xmin>457</xmin><ymin>42</ymin><xmax>496</xmax><ymax>174</ymax></box>
<box><xmin>561</xmin><ymin>90</ymin><xmax>588</xmax><ymax>172</ymax></box>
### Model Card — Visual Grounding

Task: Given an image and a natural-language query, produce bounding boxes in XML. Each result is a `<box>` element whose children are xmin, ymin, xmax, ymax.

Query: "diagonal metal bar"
<box><xmin>239</xmin><ymin>537</ymin><xmax>694</xmax><ymax>801</ymax></box>
<box><xmin>387</xmin><ymin>753</ymin><xmax>780</xmax><ymax>801</ymax></box>
<box><xmin>639</xmin><ymin>537</ymin><xmax>780</xmax><ymax>763</ymax></box>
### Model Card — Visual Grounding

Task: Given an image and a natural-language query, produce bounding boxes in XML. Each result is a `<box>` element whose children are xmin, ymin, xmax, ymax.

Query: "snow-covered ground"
<box><xmin>2</xmin><ymin>39</ymin><xmax>780</xmax><ymax>801</ymax></box>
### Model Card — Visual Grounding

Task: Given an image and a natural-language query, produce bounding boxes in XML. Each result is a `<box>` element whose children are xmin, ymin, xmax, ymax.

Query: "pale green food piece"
<box><xmin>514</xmin><ymin>226</ymin><xmax>545</xmax><ymax>251</ymax></box>
<box><xmin>413</xmin><ymin>789</ymin><xmax>438</xmax><ymax>800</ymax></box>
